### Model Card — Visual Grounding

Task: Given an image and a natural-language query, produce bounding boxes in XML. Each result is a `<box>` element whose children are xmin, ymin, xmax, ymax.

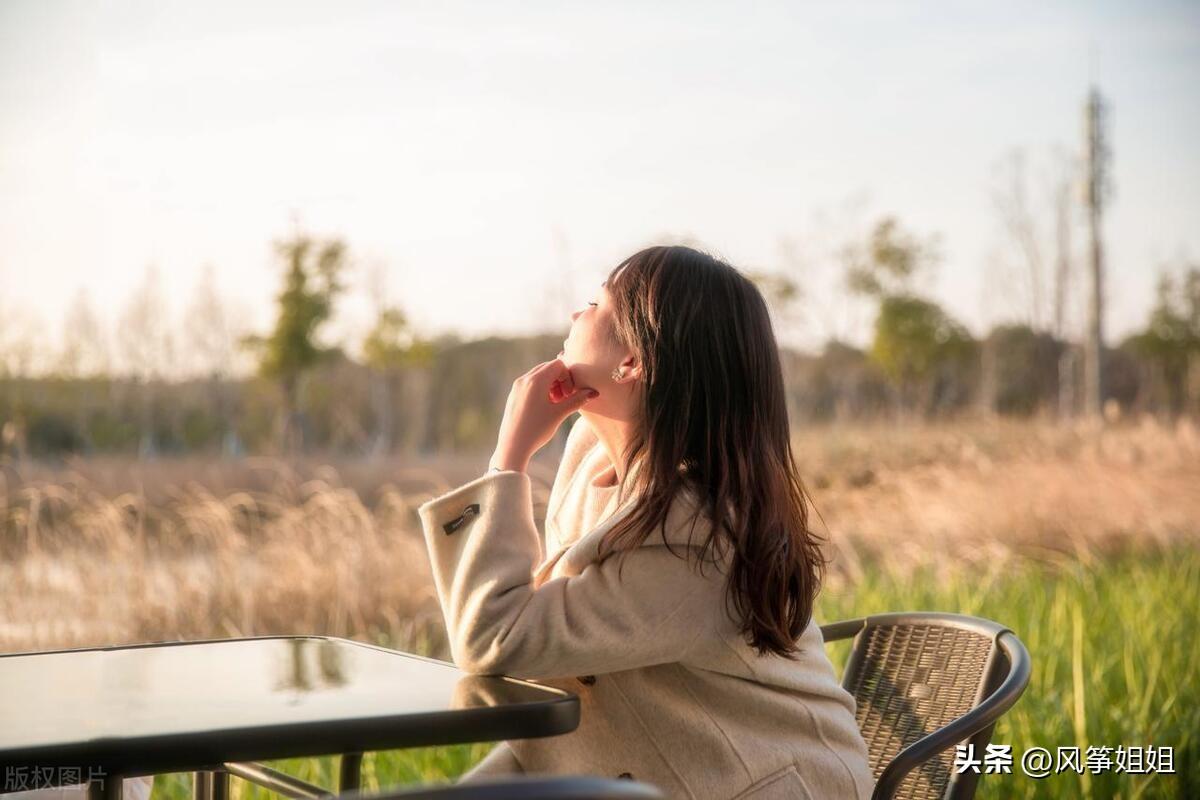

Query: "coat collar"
<box><xmin>534</xmin><ymin>479</ymin><xmax>718</xmax><ymax>587</ymax></box>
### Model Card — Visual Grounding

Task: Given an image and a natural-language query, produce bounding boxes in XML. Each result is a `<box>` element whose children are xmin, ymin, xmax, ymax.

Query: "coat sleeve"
<box><xmin>418</xmin><ymin>470</ymin><xmax>720</xmax><ymax>679</ymax></box>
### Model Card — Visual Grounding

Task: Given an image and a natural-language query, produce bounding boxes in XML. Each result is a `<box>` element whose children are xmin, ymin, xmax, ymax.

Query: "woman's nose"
<box><xmin>570</xmin><ymin>309</ymin><xmax>581</xmax><ymax>322</ymax></box>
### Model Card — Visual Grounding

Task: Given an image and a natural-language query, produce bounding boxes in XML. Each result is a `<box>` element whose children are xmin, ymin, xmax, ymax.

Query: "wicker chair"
<box><xmin>820</xmin><ymin>612</ymin><xmax>1032</xmax><ymax>800</ymax></box>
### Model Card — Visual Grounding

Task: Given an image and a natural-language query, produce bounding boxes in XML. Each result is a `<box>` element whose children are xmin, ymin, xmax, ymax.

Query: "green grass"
<box><xmin>818</xmin><ymin>543</ymin><xmax>1198</xmax><ymax>798</ymax></box>
<box><xmin>149</xmin><ymin>544</ymin><xmax>1198</xmax><ymax>800</ymax></box>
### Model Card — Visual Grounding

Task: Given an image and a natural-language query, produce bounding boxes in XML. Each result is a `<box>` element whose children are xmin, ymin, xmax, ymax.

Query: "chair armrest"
<box><xmin>819</xmin><ymin>617</ymin><xmax>867</xmax><ymax>643</ymax></box>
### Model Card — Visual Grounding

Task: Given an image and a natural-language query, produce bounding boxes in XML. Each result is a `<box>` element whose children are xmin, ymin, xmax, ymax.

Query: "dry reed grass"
<box><xmin>805</xmin><ymin>415</ymin><xmax>1200</xmax><ymax>591</ymax></box>
<box><xmin>1</xmin><ymin>415</ymin><xmax>1196</xmax><ymax>653</ymax></box>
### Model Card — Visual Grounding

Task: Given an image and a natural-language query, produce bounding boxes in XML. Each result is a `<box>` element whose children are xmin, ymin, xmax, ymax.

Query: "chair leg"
<box><xmin>88</xmin><ymin>772</ymin><xmax>123</xmax><ymax>800</ymax></box>
<box><xmin>339</xmin><ymin>753</ymin><xmax>363</xmax><ymax>793</ymax></box>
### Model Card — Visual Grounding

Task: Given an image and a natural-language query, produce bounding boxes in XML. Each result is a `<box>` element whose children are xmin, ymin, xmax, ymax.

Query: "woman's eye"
<box><xmin>587</xmin><ymin>302</ymin><xmax>598</xmax><ymax>308</ymax></box>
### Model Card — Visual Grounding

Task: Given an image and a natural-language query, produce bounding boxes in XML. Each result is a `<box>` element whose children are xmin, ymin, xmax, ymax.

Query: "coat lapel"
<box><xmin>533</xmin><ymin>497</ymin><xmax>634</xmax><ymax>586</ymax></box>
<box><xmin>534</xmin><ymin>481</ymin><xmax>717</xmax><ymax>587</ymax></box>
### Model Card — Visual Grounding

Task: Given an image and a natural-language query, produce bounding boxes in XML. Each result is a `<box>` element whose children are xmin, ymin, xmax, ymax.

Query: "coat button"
<box><xmin>617</xmin><ymin>772</ymin><xmax>633</xmax><ymax>779</ymax></box>
<box><xmin>577</xmin><ymin>675</ymin><xmax>597</xmax><ymax>686</ymax></box>
<box><xmin>442</xmin><ymin>503</ymin><xmax>481</xmax><ymax>535</ymax></box>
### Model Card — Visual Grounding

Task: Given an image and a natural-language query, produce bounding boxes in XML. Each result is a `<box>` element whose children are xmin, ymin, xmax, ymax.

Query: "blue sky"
<box><xmin>1</xmin><ymin>0</ymin><xmax>1197</xmax><ymax>373</ymax></box>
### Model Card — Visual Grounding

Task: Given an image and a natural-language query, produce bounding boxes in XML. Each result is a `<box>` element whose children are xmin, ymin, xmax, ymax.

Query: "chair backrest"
<box><xmin>336</xmin><ymin>776</ymin><xmax>665</xmax><ymax>800</ymax></box>
<box><xmin>821</xmin><ymin>612</ymin><xmax>1031</xmax><ymax>800</ymax></box>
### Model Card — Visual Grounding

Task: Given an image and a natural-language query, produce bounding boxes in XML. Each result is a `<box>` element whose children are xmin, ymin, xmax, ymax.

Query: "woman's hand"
<box><xmin>489</xmin><ymin>358</ymin><xmax>599</xmax><ymax>473</ymax></box>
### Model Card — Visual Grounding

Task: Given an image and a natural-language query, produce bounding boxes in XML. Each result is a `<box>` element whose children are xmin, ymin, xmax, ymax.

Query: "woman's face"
<box><xmin>560</xmin><ymin>280</ymin><xmax>639</xmax><ymax>420</ymax></box>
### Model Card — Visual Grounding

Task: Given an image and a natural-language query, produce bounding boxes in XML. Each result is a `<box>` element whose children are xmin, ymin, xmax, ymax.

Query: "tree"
<box><xmin>1123</xmin><ymin>263</ymin><xmax>1200</xmax><ymax>417</ymax></box>
<box><xmin>769</xmin><ymin>194</ymin><xmax>875</xmax><ymax>350</ymax></box>
<box><xmin>844</xmin><ymin>217</ymin><xmax>974</xmax><ymax>416</ymax></box>
<box><xmin>58</xmin><ymin>290</ymin><xmax>109</xmax><ymax>378</ymax></box>
<box><xmin>980</xmin><ymin>324</ymin><xmax>1064</xmax><ymax>416</ymax></box>
<box><xmin>243</xmin><ymin>231</ymin><xmax>347</xmax><ymax>453</ymax></box>
<box><xmin>0</xmin><ymin>300</ymin><xmax>47</xmax><ymax>461</ymax></box>
<box><xmin>871</xmin><ymin>295</ymin><xmax>975</xmax><ymax>413</ymax></box>
<box><xmin>117</xmin><ymin>266</ymin><xmax>175</xmax><ymax>381</ymax></box>
<box><xmin>51</xmin><ymin>290</ymin><xmax>110</xmax><ymax>454</ymax></box>
<box><xmin>117</xmin><ymin>266</ymin><xmax>175</xmax><ymax>456</ymax></box>
<box><xmin>842</xmin><ymin>216</ymin><xmax>941</xmax><ymax>299</ymax></box>
<box><xmin>184</xmin><ymin>266</ymin><xmax>240</xmax><ymax>379</ymax></box>
<box><xmin>184</xmin><ymin>265</ymin><xmax>245</xmax><ymax>455</ymax></box>
<box><xmin>988</xmin><ymin>146</ymin><xmax>1080</xmax><ymax>336</ymax></box>
<box><xmin>362</xmin><ymin>305</ymin><xmax>435</xmax><ymax>456</ymax></box>
<box><xmin>0</xmin><ymin>303</ymin><xmax>46</xmax><ymax>379</ymax></box>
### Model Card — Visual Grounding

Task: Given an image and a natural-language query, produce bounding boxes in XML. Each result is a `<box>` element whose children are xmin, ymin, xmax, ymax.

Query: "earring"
<box><xmin>611</xmin><ymin>367</ymin><xmax>624</xmax><ymax>381</ymax></box>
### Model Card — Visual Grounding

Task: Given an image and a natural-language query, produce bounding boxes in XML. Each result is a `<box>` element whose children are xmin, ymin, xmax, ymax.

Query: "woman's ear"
<box><xmin>619</xmin><ymin>354</ymin><xmax>642</xmax><ymax>382</ymax></box>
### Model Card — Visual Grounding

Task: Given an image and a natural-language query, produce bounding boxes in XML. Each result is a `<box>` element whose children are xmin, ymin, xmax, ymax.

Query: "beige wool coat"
<box><xmin>418</xmin><ymin>415</ymin><xmax>874</xmax><ymax>799</ymax></box>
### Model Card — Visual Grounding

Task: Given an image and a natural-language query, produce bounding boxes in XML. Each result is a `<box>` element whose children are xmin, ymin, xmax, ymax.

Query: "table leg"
<box><xmin>211</xmin><ymin>770</ymin><xmax>230</xmax><ymax>800</ymax></box>
<box><xmin>339</xmin><ymin>753</ymin><xmax>362</xmax><ymax>793</ymax></box>
<box><xmin>194</xmin><ymin>769</ymin><xmax>230</xmax><ymax>800</ymax></box>
<box><xmin>87</xmin><ymin>772</ymin><xmax>122</xmax><ymax>800</ymax></box>
<box><xmin>193</xmin><ymin>771</ymin><xmax>211</xmax><ymax>800</ymax></box>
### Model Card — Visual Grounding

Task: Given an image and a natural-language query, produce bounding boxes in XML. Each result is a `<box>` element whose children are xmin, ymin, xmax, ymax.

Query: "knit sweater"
<box><xmin>418</xmin><ymin>413</ymin><xmax>875</xmax><ymax>799</ymax></box>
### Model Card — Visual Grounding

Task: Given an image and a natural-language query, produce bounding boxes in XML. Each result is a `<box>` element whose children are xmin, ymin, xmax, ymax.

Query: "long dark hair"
<box><xmin>597</xmin><ymin>245</ymin><xmax>829</xmax><ymax>659</ymax></box>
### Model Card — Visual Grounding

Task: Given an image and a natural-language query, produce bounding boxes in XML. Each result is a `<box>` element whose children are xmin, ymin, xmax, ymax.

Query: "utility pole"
<box><xmin>1082</xmin><ymin>86</ymin><xmax>1111</xmax><ymax>418</ymax></box>
<box><xmin>1054</xmin><ymin>147</ymin><xmax>1076</xmax><ymax>421</ymax></box>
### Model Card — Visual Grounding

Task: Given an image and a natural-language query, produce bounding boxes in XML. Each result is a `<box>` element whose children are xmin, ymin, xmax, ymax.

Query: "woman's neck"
<box><xmin>579</xmin><ymin>411</ymin><xmax>637</xmax><ymax>486</ymax></box>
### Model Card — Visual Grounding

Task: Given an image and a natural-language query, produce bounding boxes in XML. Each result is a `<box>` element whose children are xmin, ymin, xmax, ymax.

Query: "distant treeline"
<box><xmin>1</xmin><ymin>324</ymin><xmax>1196</xmax><ymax>459</ymax></box>
<box><xmin>4</xmin><ymin>221</ymin><xmax>1198</xmax><ymax>458</ymax></box>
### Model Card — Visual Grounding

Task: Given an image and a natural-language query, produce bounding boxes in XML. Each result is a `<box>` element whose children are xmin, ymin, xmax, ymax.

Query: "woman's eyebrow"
<box><xmin>600</xmin><ymin>280</ymin><xmax>608</xmax><ymax>289</ymax></box>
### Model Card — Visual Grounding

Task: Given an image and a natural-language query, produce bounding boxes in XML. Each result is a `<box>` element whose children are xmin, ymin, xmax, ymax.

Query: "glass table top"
<box><xmin>0</xmin><ymin>636</ymin><xmax>574</xmax><ymax>755</ymax></box>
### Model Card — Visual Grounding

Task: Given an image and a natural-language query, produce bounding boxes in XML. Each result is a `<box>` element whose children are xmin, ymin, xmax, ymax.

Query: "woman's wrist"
<box><xmin>488</xmin><ymin>451</ymin><xmax>530</xmax><ymax>474</ymax></box>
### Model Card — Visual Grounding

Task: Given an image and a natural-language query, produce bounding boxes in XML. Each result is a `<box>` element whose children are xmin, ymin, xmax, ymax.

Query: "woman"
<box><xmin>418</xmin><ymin>245</ymin><xmax>874</xmax><ymax>799</ymax></box>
